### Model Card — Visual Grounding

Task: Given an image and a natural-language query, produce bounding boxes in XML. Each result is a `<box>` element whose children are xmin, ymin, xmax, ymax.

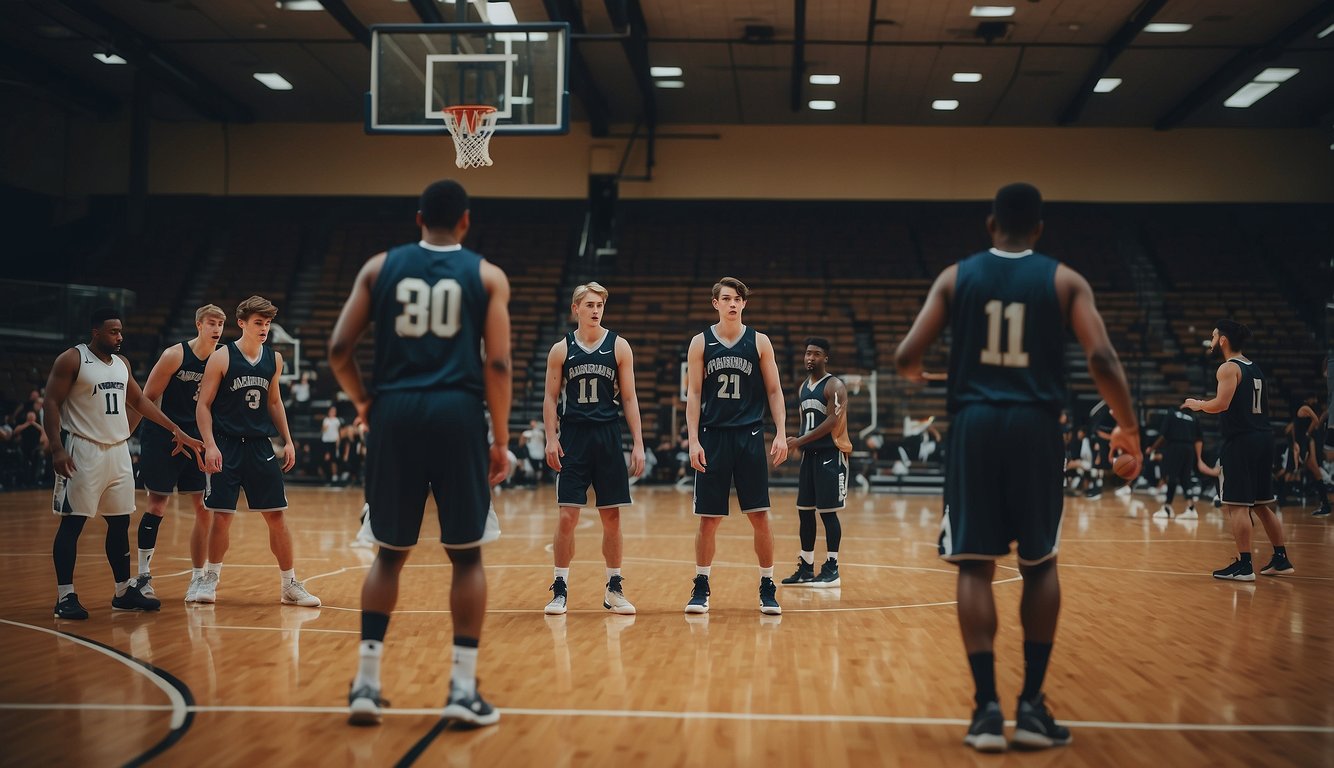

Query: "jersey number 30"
<box><xmin>396</xmin><ymin>278</ymin><xmax>462</xmax><ymax>338</ymax></box>
<box><xmin>980</xmin><ymin>300</ymin><xmax>1030</xmax><ymax>368</ymax></box>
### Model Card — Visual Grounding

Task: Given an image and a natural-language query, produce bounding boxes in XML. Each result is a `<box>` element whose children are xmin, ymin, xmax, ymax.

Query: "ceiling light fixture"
<box><xmin>485</xmin><ymin>2</ymin><xmax>518</xmax><ymax>25</ymax></box>
<box><xmin>808</xmin><ymin>100</ymin><xmax>836</xmax><ymax>110</ymax></box>
<box><xmin>1253</xmin><ymin>67</ymin><xmax>1299</xmax><ymax>83</ymax></box>
<box><xmin>1143</xmin><ymin>23</ymin><xmax>1192</xmax><ymax>33</ymax></box>
<box><xmin>932</xmin><ymin>99</ymin><xmax>960</xmax><ymax>111</ymax></box>
<box><xmin>93</xmin><ymin>53</ymin><xmax>127</xmax><ymax>65</ymax></box>
<box><xmin>809</xmin><ymin>74</ymin><xmax>841</xmax><ymax>85</ymax></box>
<box><xmin>650</xmin><ymin>66</ymin><xmax>683</xmax><ymax>77</ymax></box>
<box><xmin>1093</xmin><ymin>77</ymin><xmax>1121</xmax><ymax>93</ymax></box>
<box><xmin>655</xmin><ymin>80</ymin><xmax>685</xmax><ymax>89</ymax></box>
<box><xmin>1318</xmin><ymin>22</ymin><xmax>1334</xmax><ymax>39</ymax></box>
<box><xmin>970</xmin><ymin>6</ymin><xmax>1015</xmax><ymax>18</ymax></box>
<box><xmin>952</xmin><ymin>72</ymin><xmax>983</xmax><ymax>83</ymax></box>
<box><xmin>253</xmin><ymin>72</ymin><xmax>294</xmax><ymax>90</ymax></box>
<box><xmin>1223</xmin><ymin>82</ymin><xmax>1278</xmax><ymax>108</ymax></box>
<box><xmin>275</xmin><ymin>1</ymin><xmax>324</xmax><ymax>10</ymax></box>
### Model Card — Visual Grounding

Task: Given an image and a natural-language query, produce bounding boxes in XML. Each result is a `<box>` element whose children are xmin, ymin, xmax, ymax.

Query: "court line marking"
<box><xmin>1059</xmin><ymin>563</ymin><xmax>1334</xmax><ymax>581</ymax></box>
<box><xmin>1</xmin><ymin>701</ymin><xmax>1331</xmax><ymax>734</ymax></box>
<box><xmin>208</xmin><ymin>624</ymin><xmax>359</xmax><ymax>635</ymax></box>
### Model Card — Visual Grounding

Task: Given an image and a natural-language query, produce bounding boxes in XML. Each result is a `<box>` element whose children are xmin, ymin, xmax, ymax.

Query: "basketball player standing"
<box><xmin>542</xmin><ymin>282</ymin><xmax>646</xmax><ymax>615</ymax></box>
<box><xmin>195</xmin><ymin>296</ymin><xmax>320</xmax><ymax>607</ymax></box>
<box><xmin>128</xmin><ymin>304</ymin><xmax>226</xmax><ymax>603</ymax></box>
<box><xmin>684</xmin><ymin>277</ymin><xmax>788</xmax><ymax>615</ymax></box>
<box><xmin>896</xmin><ymin>183</ymin><xmax>1140</xmax><ymax>752</ymax></box>
<box><xmin>329</xmin><ymin>180</ymin><xmax>511</xmax><ymax>727</ymax></box>
<box><xmin>1183</xmin><ymin>320</ymin><xmax>1294</xmax><ymax>579</ymax></box>
<box><xmin>781</xmin><ymin>337</ymin><xmax>851</xmax><ymax>588</ymax></box>
<box><xmin>46</xmin><ymin>308</ymin><xmax>205</xmax><ymax>619</ymax></box>
<box><xmin>1146</xmin><ymin>406</ymin><xmax>1203</xmax><ymax>519</ymax></box>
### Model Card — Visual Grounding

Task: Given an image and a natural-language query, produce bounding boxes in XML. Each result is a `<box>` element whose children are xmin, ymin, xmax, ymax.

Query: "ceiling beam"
<box><xmin>0</xmin><ymin>46</ymin><xmax>120</xmax><ymax>117</ymax></box>
<box><xmin>1155</xmin><ymin>0</ymin><xmax>1334</xmax><ymax>131</ymax></box>
<box><xmin>790</xmin><ymin>0</ymin><xmax>806</xmax><ymax>112</ymax></box>
<box><xmin>54</xmin><ymin>0</ymin><xmax>253</xmax><ymax>123</ymax></box>
<box><xmin>543</xmin><ymin>0</ymin><xmax>611</xmax><ymax>137</ymax></box>
<box><xmin>603</xmin><ymin>0</ymin><xmax>656</xmax><ymax>127</ymax></box>
<box><xmin>407</xmin><ymin>0</ymin><xmax>445</xmax><ymax>24</ymax></box>
<box><xmin>319</xmin><ymin>0</ymin><xmax>371</xmax><ymax>48</ymax></box>
<box><xmin>1057</xmin><ymin>0</ymin><xmax>1169</xmax><ymax>126</ymax></box>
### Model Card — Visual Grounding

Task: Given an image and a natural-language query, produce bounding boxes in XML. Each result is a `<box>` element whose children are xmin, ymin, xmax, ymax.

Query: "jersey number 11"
<box><xmin>980</xmin><ymin>300</ymin><xmax>1029</xmax><ymax>368</ymax></box>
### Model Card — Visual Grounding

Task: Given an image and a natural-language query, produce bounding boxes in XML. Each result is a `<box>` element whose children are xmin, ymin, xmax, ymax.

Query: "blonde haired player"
<box><xmin>129</xmin><ymin>304</ymin><xmax>227</xmax><ymax>603</ymax></box>
<box><xmin>542</xmin><ymin>282</ymin><xmax>646</xmax><ymax>615</ymax></box>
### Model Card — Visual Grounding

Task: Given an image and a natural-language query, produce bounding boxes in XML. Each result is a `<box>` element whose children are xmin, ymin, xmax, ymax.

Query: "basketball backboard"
<box><xmin>368</xmin><ymin>23</ymin><xmax>569</xmax><ymax>135</ymax></box>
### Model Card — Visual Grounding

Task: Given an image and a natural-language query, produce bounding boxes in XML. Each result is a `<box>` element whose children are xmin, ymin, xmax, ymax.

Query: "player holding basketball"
<box><xmin>684</xmin><ymin>277</ymin><xmax>788</xmax><ymax>615</ymax></box>
<box><xmin>781</xmin><ymin>337</ymin><xmax>850</xmax><ymax>588</ymax></box>
<box><xmin>195</xmin><ymin>296</ymin><xmax>320</xmax><ymax>608</ymax></box>
<box><xmin>330</xmin><ymin>180</ymin><xmax>511</xmax><ymax>728</ymax></box>
<box><xmin>896</xmin><ymin>183</ymin><xmax>1140</xmax><ymax>752</ymax></box>
<box><xmin>46</xmin><ymin>308</ymin><xmax>205</xmax><ymax>619</ymax></box>
<box><xmin>542</xmin><ymin>282</ymin><xmax>646</xmax><ymax>615</ymax></box>
<box><xmin>128</xmin><ymin>304</ymin><xmax>226</xmax><ymax>603</ymax></box>
<box><xmin>1183</xmin><ymin>320</ymin><xmax>1294</xmax><ymax>579</ymax></box>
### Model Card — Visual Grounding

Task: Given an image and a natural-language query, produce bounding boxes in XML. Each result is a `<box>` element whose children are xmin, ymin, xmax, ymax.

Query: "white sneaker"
<box><xmin>350</xmin><ymin>511</ymin><xmax>375</xmax><ymax>549</ymax></box>
<box><xmin>603</xmin><ymin>575</ymin><xmax>636</xmax><ymax>615</ymax></box>
<box><xmin>134</xmin><ymin>573</ymin><xmax>156</xmax><ymax>600</ymax></box>
<box><xmin>1115</xmin><ymin>485</ymin><xmax>1132</xmax><ymax>498</ymax></box>
<box><xmin>184</xmin><ymin>575</ymin><xmax>203</xmax><ymax>603</ymax></box>
<box><xmin>196</xmin><ymin>571</ymin><xmax>219</xmax><ymax>604</ymax></box>
<box><xmin>281</xmin><ymin>579</ymin><xmax>322</xmax><ymax>607</ymax></box>
<box><xmin>1180</xmin><ymin>507</ymin><xmax>1199</xmax><ymax>520</ymax></box>
<box><xmin>545</xmin><ymin>579</ymin><xmax>568</xmax><ymax>615</ymax></box>
<box><xmin>1153</xmin><ymin>506</ymin><xmax>1171</xmax><ymax>519</ymax></box>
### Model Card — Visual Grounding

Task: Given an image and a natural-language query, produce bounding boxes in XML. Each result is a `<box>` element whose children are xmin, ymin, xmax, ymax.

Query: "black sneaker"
<box><xmin>812</xmin><ymin>558</ymin><xmax>840</xmax><ymax>588</ymax></box>
<box><xmin>1313</xmin><ymin>504</ymin><xmax>1330</xmax><ymax>518</ymax></box>
<box><xmin>1259</xmin><ymin>554</ymin><xmax>1295</xmax><ymax>576</ymax></box>
<box><xmin>1212</xmin><ymin>558</ymin><xmax>1255</xmax><ymax>582</ymax></box>
<box><xmin>780</xmin><ymin>559</ymin><xmax>815</xmax><ymax>586</ymax></box>
<box><xmin>112</xmin><ymin>584</ymin><xmax>162</xmax><ymax>612</ymax></box>
<box><xmin>54</xmin><ymin>593</ymin><xmax>88</xmax><ymax>620</ymax></box>
<box><xmin>684</xmin><ymin>575</ymin><xmax>710</xmax><ymax>614</ymax></box>
<box><xmin>1012</xmin><ymin>694</ymin><xmax>1071</xmax><ymax>749</ymax></box>
<box><xmin>544</xmin><ymin>578</ymin><xmax>568</xmax><ymax>615</ymax></box>
<box><xmin>348</xmin><ymin>682</ymin><xmax>390</xmax><ymax>726</ymax></box>
<box><xmin>758</xmin><ymin>577</ymin><xmax>781</xmax><ymax>615</ymax></box>
<box><xmin>442</xmin><ymin>683</ymin><xmax>499</xmax><ymax>728</ymax></box>
<box><xmin>963</xmin><ymin>700</ymin><xmax>1006</xmax><ymax>753</ymax></box>
<box><xmin>1084</xmin><ymin>487</ymin><xmax>1102</xmax><ymax>500</ymax></box>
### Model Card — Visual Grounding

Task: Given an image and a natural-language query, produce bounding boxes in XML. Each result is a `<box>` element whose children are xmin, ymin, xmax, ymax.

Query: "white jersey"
<box><xmin>61</xmin><ymin>344</ymin><xmax>132</xmax><ymax>445</ymax></box>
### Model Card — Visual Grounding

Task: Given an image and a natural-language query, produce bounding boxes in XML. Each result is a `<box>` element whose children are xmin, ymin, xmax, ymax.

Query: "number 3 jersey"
<box><xmin>61</xmin><ymin>343</ymin><xmax>132</xmax><ymax>444</ymax></box>
<box><xmin>213</xmin><ymin>342</ymin><xmax>278</xmax><ymax>438</ymax></box>
<box><xmin>701</xmin><ymin>324</ymin><xmax>765</xmax><ymax>429</ymax></box>
<box><xmin>372</xmin><ymin>241</ymin><xmax>488</xmax><ymax>396</ymax></box>
<box><xmin>561</xmin><ymin>330</ymin><xmax>620</xmax><ymax>423</ymax></box>
<box><xmin>947</xmin><ymin>249</ymin><xmax>1065</xmax><ymax>414</ymax></box>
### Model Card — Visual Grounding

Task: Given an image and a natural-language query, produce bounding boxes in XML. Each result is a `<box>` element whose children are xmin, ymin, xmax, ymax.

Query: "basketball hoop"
<box><xmin>844</xmin><ymin>374</ymin><xmax>863</xmax><ymax>396</ymax></box>
<box><xmin>442</xmin><ymin>105</ymin><xmax>498</xmax><ymax>168</ymax></box>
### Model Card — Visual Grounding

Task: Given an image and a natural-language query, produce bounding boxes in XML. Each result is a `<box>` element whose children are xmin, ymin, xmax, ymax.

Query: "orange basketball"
<box><xmin>1113</xmin><ymin>453</ymin><xmax>1140</xmax><ymax>480</ymax></box>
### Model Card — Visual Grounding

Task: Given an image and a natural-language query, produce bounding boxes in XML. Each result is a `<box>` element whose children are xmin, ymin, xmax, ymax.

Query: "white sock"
<box><xmin>115</xmin><ymin>580</ymin><xmax>130</xmax><ymax>598</ymax></box>
<box><xmin>695</xmin><ymin>566</ymin><xmax>711</xmax><ymax>577</ymax></box>
<box><xmin>138</xmin><ymin>549</ymin><xmax>153</xmax><ymax>575</ymax></box>
<box><xmin>759</xmin><ymin>566</ymin><xmax>774</xmax><ymax>580</ymax></box>
<box><xmin>191</xmin><ymin>567</ymin><xmax>203</xmax><ymax>580</ymax></box>
<box><xmin>828</xmin><ymin>552</ymin><xmax>838</xmax><ymax>562</ymax></box>
<box><xmin>554</xmin><ymin>567</ymin><xmax>570</xmax><ymax>583</ymax></box>
<box><xmin>57</xmin><ymin>584</ymin><xmax>75</xmax><ymax>600</ymax></box>
<box><xmin>451</xmin><ymin>645</ymin><xmax>479</xmax><ymax>698</ymax></box>
<box><xmin>605</xmin><ymin>567</ymin><xmax>621</xmax><ymax>580</ymax></box>
<box><xmin>205</xmin><ymin>562</ymin><xmax>222</xmax><ymax>577</ymax></box>
<box><xmin>280</xmin><ymin>568</ymin><xmax>296</xmax><ymax>585</ymax></box>
<box><xmin>354</xmin><ymin>640</ymin><xmax>383</xmax><ymax>690</ymax></box>
<box><xmin>799</xmin><ymin>550</ymin><xmax>814</xmax><ymax>565</ymax></box>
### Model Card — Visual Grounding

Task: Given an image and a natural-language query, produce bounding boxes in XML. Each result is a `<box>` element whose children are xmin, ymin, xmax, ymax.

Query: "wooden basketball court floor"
<box><xmin>0</xmin><ymin>484</ymin><xmax>1330</xmax><ymax>767</ymax></box>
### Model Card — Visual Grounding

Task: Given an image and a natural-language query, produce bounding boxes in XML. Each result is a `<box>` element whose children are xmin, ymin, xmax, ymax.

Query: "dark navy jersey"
<box><xmin>146</xmin><ymin>341</ymin><xmax>208</xmax><ymax>439</ymax></box>
<box><xmin>798</xmin><ymin>374</ymin><xmax>853</xmax><ymax>453</ymax></box>
<box><xmin>1220</xmin><ymin>358</ymin><xmax>1270</xmax><ymax>438</ymax></box>
<box><xmin>561</xmin><ymin>330</ymin><xmax>620</xmax><ymax>423</ymax></box>
<box><xmin>1159</xmin><ymin>409</ymin><xmax>1202</xmax><ymax>444</ymax></box>
<box><xmin>213</xmin><ymin>342</ymin><xmax>278</xmax><ymax>438</ymax></box>
<box><xmin>372</xmin><ymin>242</ymin><xmax>488</xmax><ymax>397</ymax></box>
<box><xmin>947</xmin><ymin>249</ymin><xmax>1066</xmax><ymax>414</ymax></box>
<box><xmin>701</xmin><ymin>325</ymin><xmax>765</xmax><ymax>429</ymax></box>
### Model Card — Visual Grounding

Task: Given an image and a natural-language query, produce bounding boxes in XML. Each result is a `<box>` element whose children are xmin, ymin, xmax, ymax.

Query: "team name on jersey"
<box><xmin>706</xmin><ymin>356</ymin><xmax>753</xmax><ymax>376</ymax></box>
<box><xmin>801</xmin><ymin>398</ymin><xmax>827</xmax><ymax>414</ymax></box>
<box><xmin>567</xmin><ymin>363</ymin><xmax>616</xmax><ymax>380</ymax></box>
<box><xmin>229</xmin><ymin>376</ymin><xmax>270</xmax><ymax>391</ymax></box>
<box><xmin>176</xmin><ymin>370</ymin><xmax>205</xmax><ymax>384</ymax></box>
<box><xmin>93</xmin><ymin>381</ymin><xmax>126</xmax><ymax>393</ymax></box>
<box><xmin>1172</xmin><ymin>411</ymin><xmax>1194</xmax><ymax>422</ymax></box>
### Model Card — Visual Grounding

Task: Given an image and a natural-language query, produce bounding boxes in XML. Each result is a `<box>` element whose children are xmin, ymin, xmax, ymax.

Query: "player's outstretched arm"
<box><xmin>1061</xmin><ymin>264</ymin><xmax>1140</xmax><ymax>468</ymax></box>
<box><xmin>197</xmin><ymin>347</ymin><xmax>229</xmax><ymax>473</ymax></box>
<box><xmin>268</xmin><ymin>351</ymin><xmax>296</xmax><ymax>472</ymax></box>
<box><xmin>1183</xmin><ymin>364</ymin><xmax>1239</xmax><ymax>415</ymax></box>
<box><xmin>685</xmin><ymin>334</ymin><xmax>706</xmax><ymax>472</ymax></box>
<box><xmin>42</xmin><ymin>349</ymin><xmax>80</xmax><ymax>477</ymax></box>
<box><xmin>895</xmin><ymin>266</ymin><xmax>956</xmax><ymax>381</ymax></box>
<box><xmin>129</xmin><ymin>344</ymin><xmax>182</xmax><ymax>435</ymax></box>
<box><xmin>121</xmin><ymin>355</ymin><xmax>204</xmax><ymax>463</ymax></box>
<box><xmin>757</xmin><ymin>332</ymin><xmax>787</xmax><ymax>466</ymax></box>
<box><xmin>329</xmin><ymin>253</ymin><xmax>385</xmax><ymax>430</ymax></box>
<box><xmin>616</xmin><ymin>336</ymin><xmax>646</xmax><ymax>477</ymax></box>
<box><xmin>481</xmin><ymin>260</ymin><xmax>513</xmax><ymax>486</ymax></box>
<box><xmin>542</xmin><ymin>340</ymin><xmax>566</xmax><ymax>472</ymax></box>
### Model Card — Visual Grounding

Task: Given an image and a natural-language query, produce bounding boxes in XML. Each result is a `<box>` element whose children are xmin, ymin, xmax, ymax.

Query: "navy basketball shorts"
<box><xmin>204</xmin><ymin>434</ymin><xmax>288</xmax><ymax>513</ymax></box>
<box><xmin>555</xmin><ymin>420</ymin><xmax>632</xmax><ymax>508</ymax></box>
<box><xmin>940</xmin><ymin>404</ymin><xmax>1064</xmax><ymax>565</ymax></box>
<box><xmin>1219</xmin><ymin>432</ymin><xmax>1277</xmax><ymax>507</ymax></box>
<box><xmin>1161</xmin><ymin>444</ymin><xmax>1195</xmax><ymax>484</ymax></box>
<box><xmin>139</xmin><ymin>422</ymin><xmax>206</xmax><ymax>495</ymax></box>
<box><xmin>694</xmin><ymin>425</ymin><xmax>770</xmax><ymax>516</ymax></box>
<box><xmin>796</xmin><ymin>447</ymin><xmax>848</xmax><ymax>512</ymax></box>
<box><xmin>365</xmin><ymin>390</ymin><xmax>498</xmax><ymax>550</ymax></box>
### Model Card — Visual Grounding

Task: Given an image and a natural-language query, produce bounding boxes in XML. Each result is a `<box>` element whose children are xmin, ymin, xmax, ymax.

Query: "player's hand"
<box><xmin>171</xmin><ymin>430</ymin><xmax>205</xmax><ymax>459</ymax></box>
<box><xmin>1182</xmin><ymin>398</ymin><xmax>1204</xmax><ymax>411</ymax></box>
<box><xmin>770</xmin><ymin>435</ymin><xmax>789</xmax><ymax>467</ymax></box>
<box><xmin>51</xmin><ymin>448</ymin><xmax>76</xmax><ymax>478</ymax></box>
<box><xmin>353</xmin><ymin>398</ymin><xmax>372</xmax><ymax>433</ymax></box>
<box><xmin>1109</xmin><ymin>425</ymin><xmax>1142</xmax><ymax>479</ymax></box>
<box><xmin>205</xmin><ymin>445</ymin><xmax>223</xmax><ymax>474</ymax></box>
<box><xmin>281</xmin><ymin>443</ymin><xmax>296</xmax><ymax>473</ymax></box>
<box><xmin>546</xmin><ymin>439</ymin><xmax>564</xmax><ymax>472</ymax></box>
<box><xmin>785</xmin><ymin>436</ymin><xmax>799</xmax><ymax>451</ymax></box>
<box><xmin>1197</xmin><ymin>459</ymin><xmax>1220</xmax><ymax>478</ymax></box>
<box><xmin>689</xmin><ymin>441</ymin><xmax>707</xmax><ymax>473</ymax></box>
<box><xmin>488</xmin><ymin>443</ymin><xmax>509</xmax><ymax>486</ymax></box>
<box><xmin>629</xmin><ymin>444</ymin><xmax>645</xmax><ymax>478</ymax></box>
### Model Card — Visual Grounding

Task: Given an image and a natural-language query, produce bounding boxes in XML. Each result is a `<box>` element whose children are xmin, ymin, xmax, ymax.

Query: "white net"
<box><xmin>443</xmin><ymin>106</ymin><xmax>498</xmax><ymax>168</ymax></box>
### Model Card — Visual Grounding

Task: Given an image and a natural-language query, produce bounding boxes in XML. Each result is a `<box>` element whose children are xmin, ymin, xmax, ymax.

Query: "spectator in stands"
<box><xmin>10</xmin><ymin>388</ymin><xmax>41</xmax><ymax>422</ymax></box>
<box><xmin>320</xmin><ymin>406</ymin><xmax>341</xmax><ymax>483</ymax></box>
<box><xmin>289</xmin><ymin>372</ymin><xmax>311</xmax><ymax>409</ymax></box>
<box><xmin>338</xmin><ymin>424</ymin><xmax>364</xmax><ymax>485</ymax></box>
<box><xmin>0</xmin><ymin>414</ymin><xmax>13</xmax><ymax>443</ymax></box>
<box><xmin>522</xmin><ymin>419</ymin><xmax>546</xmax><ymax>486</ymax></box>
<box><xmin>13</xmin><ymin>410</ymin><xmax>47</xmax><ymax>486</ymax></box>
